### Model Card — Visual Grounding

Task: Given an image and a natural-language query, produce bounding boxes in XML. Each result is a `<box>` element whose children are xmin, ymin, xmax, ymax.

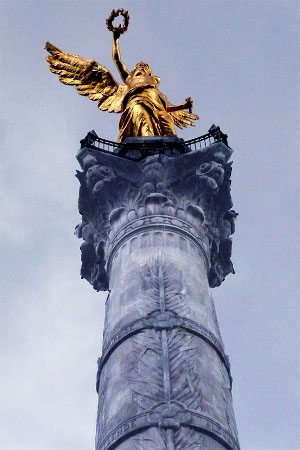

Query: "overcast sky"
<box><xmin>0</xmin><ymin>1</ymin><xmax>299</xmax><ymax>449</ymax></box>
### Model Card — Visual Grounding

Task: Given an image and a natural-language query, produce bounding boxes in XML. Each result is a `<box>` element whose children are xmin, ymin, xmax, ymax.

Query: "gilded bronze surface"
<box><xmin>45</xmin><ymin>9</ymin><xmax>199</xmax><ymax>141</ymax></box>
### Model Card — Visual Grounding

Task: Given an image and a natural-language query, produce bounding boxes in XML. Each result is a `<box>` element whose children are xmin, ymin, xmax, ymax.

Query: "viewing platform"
<box><xmin>79</xmin><ymin>125</ymin><xmax>230</xmax><ymax>161</ymax></box>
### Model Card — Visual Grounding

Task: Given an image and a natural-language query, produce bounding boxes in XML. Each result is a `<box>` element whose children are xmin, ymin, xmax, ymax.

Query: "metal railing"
<box><xmin>80</xmin><ymin>126</ymin><xmax>229</xmax><ymax>161</ymax></box>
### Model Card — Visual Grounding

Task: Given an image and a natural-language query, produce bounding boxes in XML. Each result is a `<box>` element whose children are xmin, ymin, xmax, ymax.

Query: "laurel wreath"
<box><xmin>106</xmin><ymin>9</ymin><xmax>130</xmax><ymax>34</ymax></box>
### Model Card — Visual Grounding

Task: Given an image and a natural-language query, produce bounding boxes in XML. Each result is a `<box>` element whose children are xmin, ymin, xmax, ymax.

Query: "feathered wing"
<box><xmin>45</xmin><ymin>42</ymin><xmax>127</xmax><ymax>113</ymax></box>
<box><xmin>159</xmin><ymin>90</ymin><xmax>199</xmax><ymax>129</ymax></box>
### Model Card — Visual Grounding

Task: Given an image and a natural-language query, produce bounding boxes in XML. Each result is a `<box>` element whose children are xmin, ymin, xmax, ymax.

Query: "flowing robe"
<box><xmin>118</xmin><ymin>85</ymin><xmax>176</xmax><ymax>142</ymax></box>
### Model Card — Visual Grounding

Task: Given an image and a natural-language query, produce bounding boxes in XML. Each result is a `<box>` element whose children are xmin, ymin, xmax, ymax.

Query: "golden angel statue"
<box><xmin>45</xmin><ymin>9</ymin><xmax>199</xmax><ymax>142</ymax></box>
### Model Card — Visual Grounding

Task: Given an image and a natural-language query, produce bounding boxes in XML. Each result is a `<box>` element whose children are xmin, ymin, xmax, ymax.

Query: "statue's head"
<box><xmin>130</xmin><ymin>62</ymin><xmax>160</xmax><ymax>85</ymax></box>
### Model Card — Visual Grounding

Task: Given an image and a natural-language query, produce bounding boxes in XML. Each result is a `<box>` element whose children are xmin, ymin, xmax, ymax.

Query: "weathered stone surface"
<box><xmin>75</xmin><ymin>136</ymin><xmax>239</xmax><ymax>449</ymax></box>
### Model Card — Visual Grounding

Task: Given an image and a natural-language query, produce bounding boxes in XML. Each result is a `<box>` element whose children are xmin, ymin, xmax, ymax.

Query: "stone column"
<box><xmin>75</xmin><ymin>136</ymin><xmax>239</xmax><ymax>450</ymax></box>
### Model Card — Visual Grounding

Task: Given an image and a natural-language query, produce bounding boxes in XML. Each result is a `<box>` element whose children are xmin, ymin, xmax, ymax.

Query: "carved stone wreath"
<box><xmin>106</xmin><ymin>9</ymin><xmax>130</xmax><ymax>34</ymax></box>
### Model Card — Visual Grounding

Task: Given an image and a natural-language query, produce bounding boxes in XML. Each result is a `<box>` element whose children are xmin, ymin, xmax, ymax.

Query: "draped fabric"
<box><xmin>118</xmin><ymin>86</ymin><xmax>176</xmax><ymax>142</ymax></box>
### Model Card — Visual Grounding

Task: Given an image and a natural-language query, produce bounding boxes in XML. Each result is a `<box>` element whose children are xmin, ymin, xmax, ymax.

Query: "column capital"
<box><xmin>75</xmin><ymin>136</ymin><xmax>237</xmax><ymax>291</ymax></box>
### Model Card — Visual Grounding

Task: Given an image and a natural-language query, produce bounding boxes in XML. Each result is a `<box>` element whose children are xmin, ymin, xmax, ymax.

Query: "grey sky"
<box><xmin>1</xmin><ymin>1</ymin><xmax>299</xmax><ymax>449</ymax></box>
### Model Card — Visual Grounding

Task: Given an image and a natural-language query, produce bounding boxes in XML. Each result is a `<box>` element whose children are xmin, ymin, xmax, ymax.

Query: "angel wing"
<box><xmin>158</xmin><ymin>90</ymin><xmax>199</xmax><ymax>129</ymax></box>
<box><xmin>45</xmin><ymin>42</ymin><xmax>127</xmax><ymax>113</ymax></box>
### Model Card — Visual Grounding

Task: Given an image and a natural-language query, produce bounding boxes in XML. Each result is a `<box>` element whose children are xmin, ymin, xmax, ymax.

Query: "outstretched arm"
<box><xmin>166</xmin><ymin>97</ymin><xmax>194</xmax><ymax>113</ymax></box>
<box><xmin>112</xmin><ymin>30</ymin><xmax>130</xmax><ymax>83</ymax></box>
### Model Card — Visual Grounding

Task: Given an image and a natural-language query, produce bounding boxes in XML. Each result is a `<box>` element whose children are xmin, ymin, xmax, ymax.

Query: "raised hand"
<box><xmin>113</xmin><ymin>29</ymin><xmax>122</xmax><ymax>40</ymax></box>
<box><xmin>185</xmin><ymin>97</ymin><xmax>193</xmax><ymax>113</ymax></box>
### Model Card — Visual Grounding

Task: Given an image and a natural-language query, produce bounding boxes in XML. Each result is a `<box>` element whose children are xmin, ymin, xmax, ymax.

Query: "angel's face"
<box><xmin>126</xmin><ymin>61</ymin><xmax>160</xmax><ymax>88</ymax></box>
<box><xmin>132</xmin><ymin>62</ymin><xmax>153</xmax><ymax>78</ymax></box>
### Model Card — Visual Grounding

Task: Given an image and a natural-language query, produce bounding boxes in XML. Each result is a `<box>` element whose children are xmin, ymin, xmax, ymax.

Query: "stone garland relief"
<box><xmin>95</xmin><ymin>257</ymin><xmax>238</xmax><ymax>450</ymax></box>
<box><xmin>130</xmin><ymin>258</ymin><xmax>231</xmax><ymax>449</ymax></box>
<box><xmin>138</xmin><ymin>257</ymin><xmax>190</xmax><ymax>318</ymax></box>
<box><xmin>75</xmin><ymin>149</ymin><xmax>237</xmax><ymax>292</ymax></box>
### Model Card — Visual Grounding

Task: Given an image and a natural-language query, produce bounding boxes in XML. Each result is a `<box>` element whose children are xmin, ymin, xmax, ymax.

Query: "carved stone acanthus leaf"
<box><xmin>76</xmin><ymin>140</ymin><xmax>237</xmax><ymax>290</ymax></box>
